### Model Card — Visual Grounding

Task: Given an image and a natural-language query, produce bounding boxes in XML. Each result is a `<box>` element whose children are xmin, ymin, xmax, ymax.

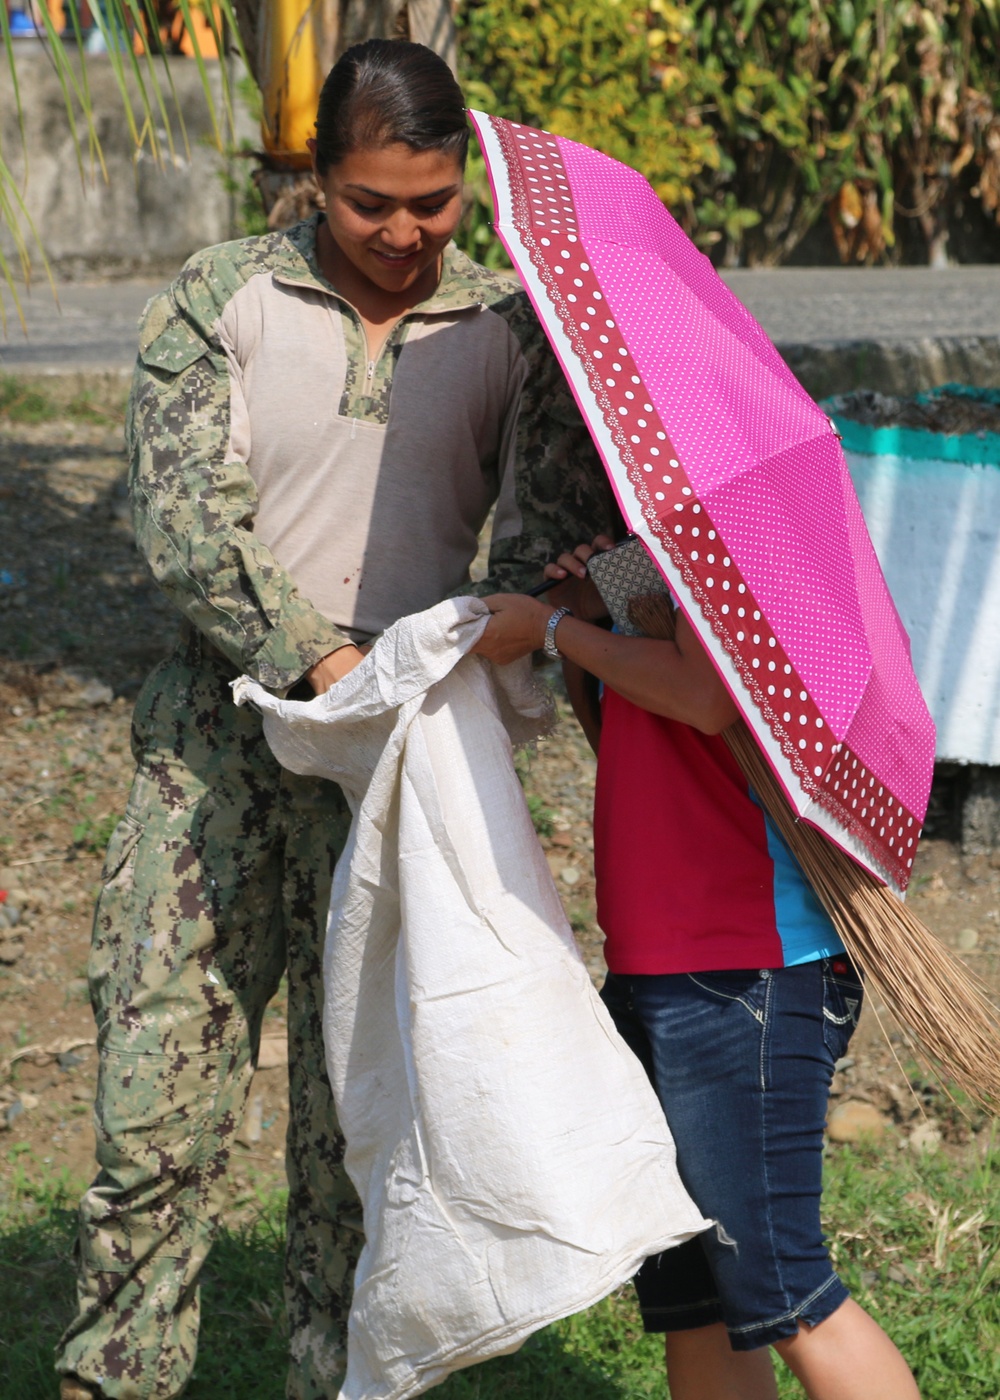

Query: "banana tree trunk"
<box><xmin>251</xmin><ymin>0</ymin><xmax>456</xmax><ymax>228</ymax></box>
<box><xmin>341</xmin><ymin>0</ymin><xmax>455</xmax><ymax>69</ymax></box>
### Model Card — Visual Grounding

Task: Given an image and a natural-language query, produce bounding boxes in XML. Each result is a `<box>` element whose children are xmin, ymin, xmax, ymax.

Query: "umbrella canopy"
<box><xmin>469</xmin><ymin>111</ymin><xmax>934</xmax><ymax>895</ymax></box>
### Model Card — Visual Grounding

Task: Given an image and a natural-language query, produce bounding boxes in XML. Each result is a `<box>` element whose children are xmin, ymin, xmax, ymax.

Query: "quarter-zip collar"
<box><xmin>272</xmin><ymin>213</ymin><xmax>508</xmax><ymax>319</ymax></box>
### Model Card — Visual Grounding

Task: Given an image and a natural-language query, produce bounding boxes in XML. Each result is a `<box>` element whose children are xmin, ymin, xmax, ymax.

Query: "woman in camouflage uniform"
<box><xmin>57</xmin><ymin>40</ymin><xmax>608</xmax><ymax>1400</ymax></box>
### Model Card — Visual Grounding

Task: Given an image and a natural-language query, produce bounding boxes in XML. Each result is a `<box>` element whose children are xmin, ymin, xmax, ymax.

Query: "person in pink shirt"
<box><xmin>473</xmin><ymin>537</ymin><xmax>920</xmax><ymax>1400</ymax></box>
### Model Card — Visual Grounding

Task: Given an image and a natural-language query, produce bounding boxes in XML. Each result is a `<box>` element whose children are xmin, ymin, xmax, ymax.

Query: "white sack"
<box><xmin>235</xmin><ymin>597</ymin><xmax>708</xmax><ymax>1400</ymax></box>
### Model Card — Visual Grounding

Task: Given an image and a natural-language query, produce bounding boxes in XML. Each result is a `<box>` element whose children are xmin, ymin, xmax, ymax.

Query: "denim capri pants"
<box><xmin>600</xmin><ymin>956</ymin><xmax>864</xmax><ymax>1350</ymax></box>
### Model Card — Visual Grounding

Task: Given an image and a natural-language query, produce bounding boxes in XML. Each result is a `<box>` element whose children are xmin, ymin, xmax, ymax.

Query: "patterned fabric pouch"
<box><xmin>586</xmin><ymin>536</ymin><xmax>676</xmax><ymax>639</ymax></box>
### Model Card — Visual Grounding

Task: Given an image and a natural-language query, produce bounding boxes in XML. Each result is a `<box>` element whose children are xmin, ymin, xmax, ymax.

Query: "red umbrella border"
<box><xmin>470</xmin><ymin>110</ymin><xmax>921</xmax><ymax>895</ymax></box>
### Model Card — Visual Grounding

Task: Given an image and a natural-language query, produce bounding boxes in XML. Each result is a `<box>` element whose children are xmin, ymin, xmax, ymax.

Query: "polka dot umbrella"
<box><xmin>470</xmin><ymin>112</ymin><xmax>1000</xmax><ymax>1108</ymax></box>
<box><xmin>471</xmin><ymin>110</ymin><xmax>932</xmax><ymax>895</ymax></box>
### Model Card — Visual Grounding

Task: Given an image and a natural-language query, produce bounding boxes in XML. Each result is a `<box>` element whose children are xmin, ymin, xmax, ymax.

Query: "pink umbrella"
<box><xmin>469</xmin><ymin>111</ymin><xmax>934</xmax><ymax>895</ymax></box>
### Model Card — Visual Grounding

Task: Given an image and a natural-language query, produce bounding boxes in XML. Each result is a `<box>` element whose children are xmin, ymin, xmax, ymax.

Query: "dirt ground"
<box><xmin>1</xmin><ymin>410</ymin><xmax>998</xmax><ymax>1210</ymax></box>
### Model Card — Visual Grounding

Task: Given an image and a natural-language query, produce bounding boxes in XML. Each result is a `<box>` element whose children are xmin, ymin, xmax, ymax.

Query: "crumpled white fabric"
<box><xmin>235</xmin><ymin>597</ymin><xmax>708</xmax><ymax>1400</ymax></box>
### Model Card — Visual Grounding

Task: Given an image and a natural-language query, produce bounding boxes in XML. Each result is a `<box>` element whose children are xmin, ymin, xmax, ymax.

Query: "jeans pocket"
<box><xmin>822</xmin><ymin>957</ymin><xmax>864</xmax><ymax>1060</ymax></box>
<box><xmin>687</xmin><ymin>968</ymin><xmax>771</xmax><ymax>1024</ymax></box>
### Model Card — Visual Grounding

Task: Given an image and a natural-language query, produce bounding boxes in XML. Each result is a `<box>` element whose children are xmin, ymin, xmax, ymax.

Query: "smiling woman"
<box><xmin>54</xmin><ymin>36</ymin><xmax>614</xmax><ymax>1400</ymax></box>
<box><xmin>312</xmin><ymin>144</ymin><xmax>466</xmax><ymax>352</ymax></box>
<box><xmin>306</xmin><ymin>42</ymin><xmax>470</xmax><ymax>355</ymax></box>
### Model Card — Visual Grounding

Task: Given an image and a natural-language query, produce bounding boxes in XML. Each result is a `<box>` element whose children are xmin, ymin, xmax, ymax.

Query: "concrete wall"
<box><xmin>0</xmin><ymin>51</ymin><xmax>256</xmax><ymax>280</ymax></box>
<box><xmin>847</xmin><ymin>450</ymin><xmax>1000</xmax><ymax>765</ymax></box>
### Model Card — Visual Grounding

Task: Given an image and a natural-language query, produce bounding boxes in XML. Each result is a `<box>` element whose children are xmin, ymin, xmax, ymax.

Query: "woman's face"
<box><xmin>313</xmin><ymin>142</ymin><xmax>465</xmax><ymax>298</ymax></box>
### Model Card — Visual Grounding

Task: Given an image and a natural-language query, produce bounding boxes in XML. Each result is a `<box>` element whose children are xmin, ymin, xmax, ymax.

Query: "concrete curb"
<box><xmin>781</xmin><ymin>336</ymin><xmax>1000</xmax><ymax>399</ymax></box>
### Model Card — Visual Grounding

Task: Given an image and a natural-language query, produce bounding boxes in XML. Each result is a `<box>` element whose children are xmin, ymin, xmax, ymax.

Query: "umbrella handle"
<box><xmin>527</xmin><ymin>577</ymin><xmax>562</xmax><ymax>597</ymax></box>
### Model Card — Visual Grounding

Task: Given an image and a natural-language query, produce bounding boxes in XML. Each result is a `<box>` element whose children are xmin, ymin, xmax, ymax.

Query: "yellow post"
<box><xmin>259</xmin><ymin>0</ymin><xmax>329</xmax><ymax>169</ymax></box>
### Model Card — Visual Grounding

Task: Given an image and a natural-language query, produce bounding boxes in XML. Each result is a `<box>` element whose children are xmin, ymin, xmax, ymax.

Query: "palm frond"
<box><xmin>0</xmin><ymin>0</ymin><xmax>249</xmax><ymax>309</ymax></box>
<box><xmin>0</xmin><ymin>2</ymin><xmax>30</xmax><ymax>175</ymax></box>
<box><xmin>0</xmin><ymin>149</ymin><xmax>56</xmax><ymax>333</ymax></box>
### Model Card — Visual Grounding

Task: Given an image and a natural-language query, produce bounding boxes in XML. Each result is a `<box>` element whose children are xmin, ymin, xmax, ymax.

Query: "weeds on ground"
<box><xmin>823</xmin><ymin>1136</ymin><xmax>1000</xmax><ymax>1398</ymax></box>
<box><xmin>0</xmin><ymin>375</ymin><xmax>123</xmax><ymax>426</ymax></box>
<box><xmin>0</xmin><ymin>378</ymin><xmax>51</xmax><ymax>424</ymax></box>
<box><xmin>71</xmin><ymin>809</ymin><xmax>120</xmax><ymax>856</ymax></box>
<box><xmin>514</xmin><ymin>750</ymin><xmax>557</xmax><ymax>838</ymax></box>
<box><xmin>1</xmin><ymin>1137</ymin><xmax>997</xmax><ymax>1398</ymax></box>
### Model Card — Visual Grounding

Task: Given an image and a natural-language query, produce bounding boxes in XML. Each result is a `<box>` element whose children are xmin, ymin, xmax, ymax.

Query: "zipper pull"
<box><xmin>367</xmin><ymin>360</ymin><xmax>374</xmax><ymax>380</ymax></box>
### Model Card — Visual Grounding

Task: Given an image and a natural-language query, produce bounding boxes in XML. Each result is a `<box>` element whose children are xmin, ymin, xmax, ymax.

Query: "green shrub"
<box><xmin>685</xmin><ymin>0</ymin><xmax>903</xmax><ymax>264</ymax></box>
<box><xmin>456</xmin><ymin>0</ymin><xmax>1000</xmax><ymax>267</ymax></box>
<box><xmin>884</xmin><ymin>0</ymin><xmax>1000</xmax><ymax>266</ymax></box>
<box><xmin>456</xmin><ymin>0</ymin><xmax>722</xmax><ymax>261</ymax></box>
<box><xmin>686</xmin><ymin>0</ymin><xmax>1000</xmax><ymax>266</ymax></box>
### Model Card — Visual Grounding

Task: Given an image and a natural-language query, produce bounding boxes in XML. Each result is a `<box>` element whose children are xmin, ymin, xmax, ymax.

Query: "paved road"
<box><xmin>723</xmin><ymin>266</ymin><xmax>1000</xmax><ymax>346</ymax></box>
<box><xmin>1</xmin><ymin>265</ymin><xmax>998</xmax><ymax>382</ymax></box>
<box><xmin>0</xmin><ymin>279</ymin><xmax>160</xmax><ymax>374</ymax></box>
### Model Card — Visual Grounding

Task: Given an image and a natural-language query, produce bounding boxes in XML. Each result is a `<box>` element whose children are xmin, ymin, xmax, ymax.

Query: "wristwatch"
<box><xmin>543</xmin><ymin>607</ymin><xmax>573</xmax><ymax>660</ymax></box>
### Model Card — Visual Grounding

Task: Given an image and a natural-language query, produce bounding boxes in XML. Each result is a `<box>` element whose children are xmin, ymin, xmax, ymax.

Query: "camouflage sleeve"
<box><xmin>469</xmin><ymin>293</ymin><xmax>615</xmax><ymax>597</ymax></box>
<box><xmin>126</xmin><ymin>254</ymin><xmax>352</xmax><ymax>692</ymax></box>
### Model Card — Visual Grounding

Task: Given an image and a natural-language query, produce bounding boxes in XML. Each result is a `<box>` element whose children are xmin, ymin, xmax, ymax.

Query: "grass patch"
<box><xmin>0</xmin><ymin>1153</ymin><xmax>83</xmax><ymax>1396</ymax></box>
<box><xmin>0</xmin><ymin>1152</ymin><xmax>292</xmax><ymax>1399</ymax></box>
<box><xmin>187</xmin><ymin>1196</ymin><xmax>290</xmax><ymax>1394</ymax></box>
<box><xmin>0</xmin><ymin>374</ymin><xmax>124</xmax><ymax>426</ymax></box>
<box><xmin>71</xmin><ymin>810</ymin><xmax>119</xmax><ymax>856</ymax></box>
<box><xmin>524</xmin><ymin>792</ymin><xmax>556</xmax><ymax>839</ymax></box>
<box><xmin>515</xmin><ymin>751</ymin><xmax>557</xmax><ymax>838</ymax></box>
<box><xmin>62</xmin><ymin>392</ymin><xmax>120</xmax><ymax>426</ymax></box>
<box><xmin>1</xmin><ymin>1138</ymin><xmax>996</xmax><ymax>1398</ymax></box>
<box><xmin>822</xmin><ymin>1138</ymin><xmax>1000</xmax><ymax>1398</ymax></box>
<box><xmin>0</xmin><ymin>376</ymin><xmax>52</xmax><ymax>424</ymax></box>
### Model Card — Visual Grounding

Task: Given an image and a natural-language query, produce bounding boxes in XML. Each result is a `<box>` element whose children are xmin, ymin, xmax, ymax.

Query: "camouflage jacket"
<box><xmin>127</xmin><ymin>215</ymin><xmax>610</xmax><ymax>692</ymax></box>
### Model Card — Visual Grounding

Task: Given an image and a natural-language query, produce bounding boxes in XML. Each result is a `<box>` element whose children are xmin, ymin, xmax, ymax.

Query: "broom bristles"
<box><xmin>626</xmin><ymin>593</ymin><xmax>1000</xmax><ymax>1114</ymax></box>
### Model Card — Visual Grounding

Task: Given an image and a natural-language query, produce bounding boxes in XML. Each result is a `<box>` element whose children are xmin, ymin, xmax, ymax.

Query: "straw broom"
<box><xmin>627</xmin><ymin>593</ymin><xmax>1000</xmax><ymax>1115</ymax></box>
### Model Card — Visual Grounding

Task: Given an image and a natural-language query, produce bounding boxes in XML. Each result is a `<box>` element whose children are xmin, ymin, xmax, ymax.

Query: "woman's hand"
<box><xmin>469</xmin><ymin>562</ymin><xmax>737</xmax><ymax>734</ymax></box>
<box><xmin>541</xmin><ymin>534</ymin><xmax>615</xmax><ymax>621</ymax></box>
<box><xmin>470</xmin><ymin>594</ymin><xmax>553</xmax><ymax>666</ymax></box>
<box><xmin>306</xmin><ymin>644</ymin><xmax>366</xmax><ymax>694</ymax></box>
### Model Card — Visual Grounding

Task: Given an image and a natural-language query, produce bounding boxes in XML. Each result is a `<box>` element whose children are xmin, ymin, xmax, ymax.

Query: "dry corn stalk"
<box><xmin>627</xmin><ymin>593</ymin><xmax>1000</xmax><ymax>1114</ymax></box>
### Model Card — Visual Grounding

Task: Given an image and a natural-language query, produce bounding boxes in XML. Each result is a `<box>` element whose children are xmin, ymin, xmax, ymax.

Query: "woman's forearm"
<box><xmin>472</xmin><ymin>593</ymin><xmax>739</xmax><ymax>735</ymax></box>
<box><xmin>553</xmin><ymin>615</ymin><xmax>738</xmax><ymax>735</ymax></box>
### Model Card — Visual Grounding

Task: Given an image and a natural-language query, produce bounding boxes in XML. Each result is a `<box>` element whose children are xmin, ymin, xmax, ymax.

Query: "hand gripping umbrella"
<box><xmin>469</xmin><ymin>111</ymin><xmax>1000</xmax><ymax>1109</ymax></box>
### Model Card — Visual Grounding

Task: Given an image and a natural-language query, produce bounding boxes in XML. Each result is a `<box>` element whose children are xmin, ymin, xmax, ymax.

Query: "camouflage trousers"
<box><xmin>56</xmin><ymin>626</ymin><xmax>363</xmax><ymax>1400</ymax></box>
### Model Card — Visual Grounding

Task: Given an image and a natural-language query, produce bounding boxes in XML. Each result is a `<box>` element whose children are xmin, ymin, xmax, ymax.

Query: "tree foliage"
<box><xmin>455</xmin><ymin>0</ymin><xmax>720</xmax><ymax>266</ymax></box>
<box><xmin>2</xmin><ymin>0</ymin><xmax>999</xmax><ymax>283</ymax></box>
<box><xmin>456</xmin><ymin>0</ymin><xmax>1000</xmax><ymax>267</ymax></box>
<box><xmin>687</xmin><ymin>0</ymin><xmax>1000</xmax><ymax>265</ymax></box>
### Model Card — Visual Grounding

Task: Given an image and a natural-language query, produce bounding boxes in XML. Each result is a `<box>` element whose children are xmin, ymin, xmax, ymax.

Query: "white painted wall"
<box><xmin>847</xmin><ymin>450</ymin><xmax>1000</xmax><ymax>764</ymax></box>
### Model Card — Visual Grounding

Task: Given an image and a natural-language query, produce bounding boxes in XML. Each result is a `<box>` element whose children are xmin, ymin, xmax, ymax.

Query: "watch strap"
<box><xmin>543</xmin><ymin>607</ymin><xmax>573</xmax><ymax>659</ymax></box>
